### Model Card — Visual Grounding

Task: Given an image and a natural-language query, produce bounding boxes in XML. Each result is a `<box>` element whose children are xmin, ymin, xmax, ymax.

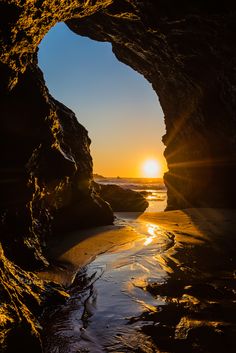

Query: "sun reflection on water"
<box><xmin>144</xmin><ymin>224</ymin><xmax>161</xmax><ymax>246</ymax></box>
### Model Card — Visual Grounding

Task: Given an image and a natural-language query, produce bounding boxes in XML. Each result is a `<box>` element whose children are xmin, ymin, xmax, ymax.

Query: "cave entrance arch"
<box><xmin>38</xmin><ymin>22</ymin><xmax>167</xmax><ymax>180</ymax></box>
<box><xmin>1</xmin><ymin>4</ymin><xmax>236</xmax><ymax>352</ymax></box>
<box><xmin>1</xmin><ymin>1</ymin><xmax>235</xmax><ymax>237</ymax></box>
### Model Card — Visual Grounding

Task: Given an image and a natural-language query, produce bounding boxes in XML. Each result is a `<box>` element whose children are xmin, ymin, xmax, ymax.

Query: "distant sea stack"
<box><xmin>93</xmin><ymin>173</ymin><xmax>106</xmax><ymax>179</ymax></box>
<box><xmin>1</xmin><ymin>1</ymin><xmax>236</xmax><ymax>352</ymax></box>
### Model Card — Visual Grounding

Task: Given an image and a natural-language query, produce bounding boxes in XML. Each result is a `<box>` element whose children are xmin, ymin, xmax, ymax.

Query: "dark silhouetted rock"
<box><xmin>1</xmin><ymin>1</ymin><xmax>236</xmax><ymax>352</ymax></box>
<box><xmin>68</xmin><ymin>2</ymin><xmax>236</xmax><ymax>210</ymax></box>
<box><xmin>0</xmin><ymin>244</ymin><xmax>68</xmax><ymax>352</ymax></box>
<box><xmin>95</xmin><ymin>183</ymin><xmax>149</xmax><ymax>212</ymax></box>
<box><xmin>93</xmin><ymin>173</ymin><xmax>106</xmax><ymax>179</ymax></box>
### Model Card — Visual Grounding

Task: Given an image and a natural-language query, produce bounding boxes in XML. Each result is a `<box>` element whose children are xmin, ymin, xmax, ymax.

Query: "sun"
<box><xmin>142</xmin><ymin>159</ymin><xmax>160</xmax><ymax>178</ymax></box>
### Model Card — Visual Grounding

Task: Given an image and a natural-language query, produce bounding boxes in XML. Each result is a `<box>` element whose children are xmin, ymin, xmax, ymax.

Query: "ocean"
<box><xmin>94</xmin><ymin>177</ymin><xmax>167</xmax><ymax>212</ymax></box>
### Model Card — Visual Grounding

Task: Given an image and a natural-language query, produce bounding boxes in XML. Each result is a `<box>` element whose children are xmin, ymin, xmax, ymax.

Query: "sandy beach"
<box><xmin>39</xmin><ymin>221</ymin><xmax>145</xmax><ymax>285</ymax></box>
<box><xmin>40</xmin><ymin>208</ymin><xmax>236</xmax><ymax>352</ymax></box>
<box><xmin>40</xmin><ymin>208</ymin><xmax>236</xmax><ymax>285</ymax></box>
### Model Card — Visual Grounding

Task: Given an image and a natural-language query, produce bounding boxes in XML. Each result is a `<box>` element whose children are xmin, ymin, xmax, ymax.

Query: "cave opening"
<box><xmin>2</xmin><ymin>3</ymin><xmax>236</xmax><ymax>353</ymax></box>
<box><xmin>38</xmin><ymin>22</ymin><xmax>167</xmax><ymax>181</ymax></box>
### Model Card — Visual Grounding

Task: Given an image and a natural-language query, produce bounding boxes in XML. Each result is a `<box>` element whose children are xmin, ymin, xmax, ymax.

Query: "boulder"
<box><xmin>95</xmin><ymin>183</ymin><xmax>149</xmax><ymax>212</ymax></box>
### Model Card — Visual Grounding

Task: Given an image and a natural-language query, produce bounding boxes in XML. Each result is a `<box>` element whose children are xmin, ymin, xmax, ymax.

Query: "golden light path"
<box><xmin>144</xmin><ymin>224</ymin><xmax>161</xmax><ymax>246</ymax></box>
<box><xmin>142</xmin><ymin>159</ymin><xmax>161</xmax><ymax>178</ymax></box>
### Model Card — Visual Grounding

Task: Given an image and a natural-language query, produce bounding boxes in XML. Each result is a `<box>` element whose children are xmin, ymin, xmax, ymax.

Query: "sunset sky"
<box><xmin>39</xmin><ymin>23</ymin><xmax>167</xmax><ymax>178</ymax></box>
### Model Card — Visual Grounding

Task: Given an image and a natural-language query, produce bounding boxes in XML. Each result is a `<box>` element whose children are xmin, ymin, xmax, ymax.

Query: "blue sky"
<box><xmin>38</xmin><ymin>22</ymin><xmax>166</xmax><ymax>177</ymax></box>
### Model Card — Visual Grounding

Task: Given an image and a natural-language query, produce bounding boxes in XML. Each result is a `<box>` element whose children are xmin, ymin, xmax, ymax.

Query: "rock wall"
<box><xmin>0</xmin><ymin>59</ymin><xmax>113</xmax><ymax>268</ymax></box>
<box><xmin>1</xmin><ymin>3</ymin><xmax>114</xmax><ymax>348</ymax></box>
<box><xmin>67</xmin><ymin>1</ymin><xmax>236</xmax><ymax>209</ymax></box>
<box><xmin>1</xmin><ymin>1</ymin><xmax>236</xmax><ymax>351</ymax></box>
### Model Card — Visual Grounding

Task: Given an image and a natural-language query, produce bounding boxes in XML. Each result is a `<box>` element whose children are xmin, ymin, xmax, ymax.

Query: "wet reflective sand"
<box><xmin>41</xmin><ymin>209</ymin><xmax>236</xmax><ymax>353</ymax></box>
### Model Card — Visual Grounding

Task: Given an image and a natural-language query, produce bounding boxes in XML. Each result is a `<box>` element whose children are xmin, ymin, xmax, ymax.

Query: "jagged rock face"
<box><xmin>67</xmin><ymin>1</ymin><xmax>236</xmax><ymax>209</ymax></box>
<box><xmin>1</xmin><ymin>1</ymin><xmax>236</xmax><ymax>218</ymax></box>
<box><xmin>0</xmin><ymin>2</ymin><xmax>116</xmax><ymax>271</ymax></box>
<box><xmin>0</xmin><ymin>59</ymin><xmax>113</xmax><ymax>270</ymax></box>
<box><xmin>1</xmin><ymin>1</ymin><xmax>236</xmax><ymax>351</ymax></box>
<box><xmin>0</xmin><ymin>55</ymin><xmax>113</xmax><ymax>350</ymax></box>
<box><xmin>0</xmin><ymin>243</ymin><xmax>68</xmax><ymax>352</ymax></box>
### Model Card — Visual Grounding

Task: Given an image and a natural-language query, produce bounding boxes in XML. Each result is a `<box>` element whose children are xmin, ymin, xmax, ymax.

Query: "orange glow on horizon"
<box><xmin>92</xmin><ymin>146</ymin><xmax>168</xmax><ymax>178</ymax></box>
<box><xmin>93</xmin><ymin>155</ymin><xmax>167</xmax><ymax>178</ymax></box>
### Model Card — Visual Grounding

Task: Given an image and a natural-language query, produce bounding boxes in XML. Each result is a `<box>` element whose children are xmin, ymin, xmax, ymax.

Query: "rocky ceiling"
<box><xmin>1</xmin><ymin>1</ymin><xmax>236</xmax><ymax>350</ymax></box>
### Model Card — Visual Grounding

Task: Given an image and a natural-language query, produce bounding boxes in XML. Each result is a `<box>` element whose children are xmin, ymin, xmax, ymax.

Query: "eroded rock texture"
<box><xmin>67</xmin><ymin>1</ymin><xmax>236</xmax><ymax>209</ymax></box>
<box><xmin>0</xmin><ymin>59</ymin><xmax>113</xmax><ymax>351</ymax></box>
<box><xmin>1</xmin><ymin>0</ymin><xmax>236</xmax><ymax>352</ymax></box>
<box><xmin>0</xmin><ymin>243</ymin><xmax>68</xmax><ymax>352</ymax></box>
<box><xmin>94</xmin><ymin>182</ymin><xmax>149</xmax><ymax>211</ymax></box>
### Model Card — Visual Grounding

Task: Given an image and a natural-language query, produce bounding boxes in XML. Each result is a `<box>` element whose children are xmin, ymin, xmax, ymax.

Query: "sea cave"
<box><xmin>1</xmin><ymin>1</ymin><xmax>236</xmax><ymax>352</ymax></box>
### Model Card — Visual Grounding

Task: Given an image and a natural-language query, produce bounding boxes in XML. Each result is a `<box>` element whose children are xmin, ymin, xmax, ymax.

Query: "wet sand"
<box><xmin>40</xmin><ymin>208</ymin><xmax>236</xmax><ymax>285</ymax></box>
<box><xmin>40</xmin><ymin>208</ymin><xmax>236</xmax><ymax>352</ymax></box>
<box><xmin>39</xmin><ymin>221</ymin><xmax>145</xmax><ymax>286</ymax></box>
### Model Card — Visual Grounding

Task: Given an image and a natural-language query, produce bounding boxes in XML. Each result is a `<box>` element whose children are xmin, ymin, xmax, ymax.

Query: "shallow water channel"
<box><xmin>42</xmin><ymin>215</ymin><xmax>175</xmax><ymax>352</ymax></box>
